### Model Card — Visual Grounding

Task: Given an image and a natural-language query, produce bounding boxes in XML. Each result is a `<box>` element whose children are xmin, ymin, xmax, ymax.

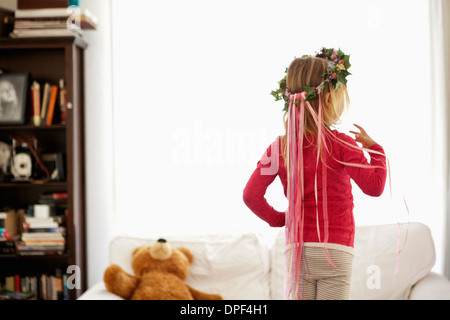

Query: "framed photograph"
<box><xmin>0</xmin><ymin>72</ymin><xmax>29</xmax><ymax>125</ymax></box>
<box><xmin>41</xmin><ymin>152</ymin><xmax>66</xmax><ymax>181</ymax></box>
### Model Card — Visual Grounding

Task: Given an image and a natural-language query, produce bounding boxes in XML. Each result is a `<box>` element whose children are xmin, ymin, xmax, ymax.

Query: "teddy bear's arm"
<box><xmin>186</xmin><ymin>285</ymin><xmax>223</xmax><ymax>300</ymax></box>
<box><xmin>104</xmin><ymin>264</ymin><xmax>140</xmax><ymax>299</ymax></box>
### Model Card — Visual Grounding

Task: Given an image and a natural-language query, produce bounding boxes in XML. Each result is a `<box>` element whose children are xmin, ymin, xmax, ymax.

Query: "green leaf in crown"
<box><xmin>272</xmin><ymin>47</ymin><xmax>351</xmax><ymax>110</ymax></box>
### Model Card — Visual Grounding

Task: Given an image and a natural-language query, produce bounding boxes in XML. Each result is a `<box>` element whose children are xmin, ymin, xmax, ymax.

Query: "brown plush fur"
<box><xmin>103</xmin><ymin>241</ymin><xmax>223</xmax><ymax>300</ymax></box>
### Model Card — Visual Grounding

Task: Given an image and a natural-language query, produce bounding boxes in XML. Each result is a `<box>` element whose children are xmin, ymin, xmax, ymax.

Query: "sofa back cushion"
<box><xmin>109</xmin><ymin>231</ymin><xmax>271</xmax><ymax>300</ymax></box>
<box><xmin>270</xmin><ymin>222</ymin><xmax>435</xmax><ymax>300</ymax></box>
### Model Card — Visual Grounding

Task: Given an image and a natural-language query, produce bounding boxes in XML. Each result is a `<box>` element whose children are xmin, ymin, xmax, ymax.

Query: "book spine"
<box><xmin>14</xmin><ymin>274</ymin><xmax>20</xmax><ymax>292</ymax></box>
<box><xmin>18</xmin><ymin>0</ymin><xmax>69</xmax><ymax>10</ymax></box>
<box><xmin>30</xmin><ymin>81</ymin><xmax>41</xmax><ymax>126</ymax></box>
<box><xmin>31</xmin><ymin>277</ymin><xmax>38</xmax><ymax>297</ymax></box>
<box><xmin>40</xmin><ymin>192</ymin><xmax>68</xmax><ymax>200</ymax></box>
<box><xmin>5</xmin><ymin>276</ymin><xmax>15</xmax><ymax>291</ymax></box>
<box><xmin>21</xmin><ymin>277</ymin><xmax>27</xmax><ymax>292</ymax></box>
<box><xmin>59</xmin><ymin>79</ymin><xmax>66</xmax><ymax>123</ymax></box>
<box><xmin>62</xmin><ymin>273</ymin><xmax>69</xmax><ymax>300</ymax></box>
<box><xmin>46</xmin><ymin>85</ymin><xmax>58</xmax><ymax>125</ymax></box>
<box><xmin>40</xmin><ymin>82</ymin><xmax>50</xmax><ymax>124</ymax></box>
<box><xmin>40</xmin><ymin>274</ymin><xmax>47</xmax><ymax>300</ymax></box>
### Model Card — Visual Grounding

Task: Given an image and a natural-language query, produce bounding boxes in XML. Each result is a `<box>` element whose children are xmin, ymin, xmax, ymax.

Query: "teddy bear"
<box><xmin>103</xmin><ymin>238</ymin><xmax>223</xmax><ymax>300</ymax></box>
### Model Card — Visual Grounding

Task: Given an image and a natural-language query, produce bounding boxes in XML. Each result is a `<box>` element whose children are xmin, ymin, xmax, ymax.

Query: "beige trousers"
<box><xmin>287</xmin><ymin>244</ymin><xmax>354</xmax><ymax>300</ymax></box>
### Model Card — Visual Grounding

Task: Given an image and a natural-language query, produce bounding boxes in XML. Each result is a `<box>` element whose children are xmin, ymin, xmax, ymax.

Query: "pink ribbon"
<box><xmin>394</xmin><ymin>197</ymin><xmax>410</xmax><ymax>275</ymax></box>
<box><xmin>283</xmin><ymin>90</ymin><xmax>407</xmax><ymax>299</ymax></box>
<box><xmin>285</xmin><ymin>92</ymin><xmax>335</xmax><ymax>300</ymax></box>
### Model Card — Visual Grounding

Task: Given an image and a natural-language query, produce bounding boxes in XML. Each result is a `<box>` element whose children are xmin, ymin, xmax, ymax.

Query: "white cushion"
<box><xmin>350</xmin><ymin>222</ymin><xmax>435</xmax><ymax>299</ymax></box>
<box><xmin>270</xmin><ymin>223</ymin><xmax>435</xmax><ymax>300</ymax></box>
<box><xmin>409</xmin><ymin>272</ymin><xmax>450</xmax><ymax>300</ymax></box>
<box><xmin>269</xmin><ymin>230</ymin><xmax>285</xmax><ymax>300</ymax></box>
<box><xmin>78</xmin><ymin>282</ymin><xmax>123</xmax><ymax>300</ymax></box>
<box><xmin>108</xmin><ymin>231</ymin><xmax>271</xmax><ymax>300</ymax></box>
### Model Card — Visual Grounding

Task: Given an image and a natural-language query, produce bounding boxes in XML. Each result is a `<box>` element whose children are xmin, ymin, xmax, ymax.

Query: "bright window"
<box><xmin>111</xmin><ymin>0</ymin><xmax>443</xmax><ymax>271</ymax></box>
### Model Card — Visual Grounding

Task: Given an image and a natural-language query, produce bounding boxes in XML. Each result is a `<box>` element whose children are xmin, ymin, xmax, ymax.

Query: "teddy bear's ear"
<box><xmin>178</xmin><ymin>247</ymin><xmax>194</xmax><ymax>264</ymax></box>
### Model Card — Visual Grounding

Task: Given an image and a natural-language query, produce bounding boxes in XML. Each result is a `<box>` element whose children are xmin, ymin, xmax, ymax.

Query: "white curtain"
<box><xmin>429</xmin><ymin>0</ymin><xmax>450</xmax><ymax>280</ymax></box>
<box><xmin>110</xmin><ymin>0</ymin><xmax>446</xmax><ymax>273</ymax></box>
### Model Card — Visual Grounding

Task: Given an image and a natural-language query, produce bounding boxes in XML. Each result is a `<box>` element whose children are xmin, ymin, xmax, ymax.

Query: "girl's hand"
<box><xmin>350</xmin><ymin>124</ymin><xmax>377</xmax><ymax>149</ymax></box>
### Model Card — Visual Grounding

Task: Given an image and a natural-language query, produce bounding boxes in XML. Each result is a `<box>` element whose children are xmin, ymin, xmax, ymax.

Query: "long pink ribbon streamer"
<box><xmin>394</xmin><ymin>196</ymin><xmax>410</xmax><ymax>275</ymax></box>
<box><xmin>285</xmin><ymin>92</ymin><xmax>306</xmax><ymax>299</ymax></box>
<box><xmin>283</xmin><ymin>91</ymin><xmax>408</xmax><ymax>299</ymax></box>
<box><xmin>285</xmin><ymin>92</ymin><xmax>334</xmax><ymax>300</ymax></box>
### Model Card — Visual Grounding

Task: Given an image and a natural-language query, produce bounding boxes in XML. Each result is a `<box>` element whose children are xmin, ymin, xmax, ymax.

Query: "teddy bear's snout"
<box><xmin>149</xmin><ymin>239</ymin><xmax>173</xmax><ymax>261</ymax></box>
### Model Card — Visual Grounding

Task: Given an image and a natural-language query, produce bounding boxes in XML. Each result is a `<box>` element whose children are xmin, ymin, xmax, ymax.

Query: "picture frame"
<box><xmin>41</xmin><ymin>152</ymin><xmax>66</xmax><ymax>181</ymax></box>
<box><xmin>0</xmin><ymin>72</ymin><xmax>29</xmax><ymax>125</ymax></box>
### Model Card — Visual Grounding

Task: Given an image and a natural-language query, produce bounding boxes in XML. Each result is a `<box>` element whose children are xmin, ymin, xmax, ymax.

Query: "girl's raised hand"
<box><xmin>350</xmin><ymin>124</ymin><xmax>377</xmax><ymax>149</ymax></box>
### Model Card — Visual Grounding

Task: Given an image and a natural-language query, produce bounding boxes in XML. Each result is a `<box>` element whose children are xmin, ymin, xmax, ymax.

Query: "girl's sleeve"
<box><xmin>340</xmin><ymin>135</ymin><xmax>387</xmax><ymax>197</ymax></box>
<box><xmin>243</xmin><ymin>138</ymin><xmax>285</xmax><ymax>227</ymax></box>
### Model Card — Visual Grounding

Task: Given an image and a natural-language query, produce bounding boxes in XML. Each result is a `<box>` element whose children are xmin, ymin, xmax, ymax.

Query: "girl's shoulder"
<box><xmin>327</xmin><ymin>129</ymin><xmax>362</xmax><ymax>158</ymax></box>
<box><xmin>329</xmin><ymin>129</ymin><xmax>358</xmax><ymax>146</ymax></box>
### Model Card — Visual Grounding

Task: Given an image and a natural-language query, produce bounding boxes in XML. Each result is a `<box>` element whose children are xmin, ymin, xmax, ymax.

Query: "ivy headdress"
<box><xmin>271</xmin><ymin>47</ymin><xmax>351</xmax><ymax>112</ymax></box>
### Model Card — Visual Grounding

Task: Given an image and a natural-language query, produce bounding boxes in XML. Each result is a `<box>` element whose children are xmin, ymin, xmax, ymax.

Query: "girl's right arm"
<box><xmin>339</xmin><ymin>128</ymin><xmax>387</xmax><ymax>197</ymax></box>
<box><xmin>243</xmin><ymin>139</ymin><xmax>285</xmax><ymax>227</ymax></box>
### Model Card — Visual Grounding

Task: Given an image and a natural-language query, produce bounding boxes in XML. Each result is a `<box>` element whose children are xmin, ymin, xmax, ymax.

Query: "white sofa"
<box><xmin>78</xmin><ymin>222</ymin><xmax>450</xmax><ymax>300</ymax></box>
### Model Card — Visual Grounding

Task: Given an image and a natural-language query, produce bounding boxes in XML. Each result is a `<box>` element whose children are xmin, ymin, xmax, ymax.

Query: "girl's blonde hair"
<box><xmin>280</xmin><ymin>56</ymin><xmax>350</xmax><ymax>160</ymax></box>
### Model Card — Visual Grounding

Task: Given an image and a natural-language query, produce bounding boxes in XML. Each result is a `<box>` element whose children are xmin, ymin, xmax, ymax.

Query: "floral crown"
<box><xmin>271</xmin><ymin>47</ymin><xmax>351</xmax><ymax>111</ymax></box>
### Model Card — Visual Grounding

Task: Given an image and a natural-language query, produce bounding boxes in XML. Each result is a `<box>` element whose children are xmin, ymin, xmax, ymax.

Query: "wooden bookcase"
<box><xmin>0</xmin><ymin>37</ymin><xmax>87</xmax><ymax>299</ymax></box>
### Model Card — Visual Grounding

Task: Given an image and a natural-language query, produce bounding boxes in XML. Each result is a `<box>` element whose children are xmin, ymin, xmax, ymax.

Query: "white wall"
<box><xmin>79</xmin><ymin>0</ymin><xmax>116</xmax><ymax>288</ymax></box>
<box><xmin>108</xmin><ymin>0</ymin><xmax>447</xmax><ymax>276</ymax></box>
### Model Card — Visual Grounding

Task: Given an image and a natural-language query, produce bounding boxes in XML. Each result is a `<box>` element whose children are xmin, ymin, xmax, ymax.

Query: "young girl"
<box><xmin>243</xmin><ymin>48</ymin><xmax>387</xmax><ymax>300</ymax></box>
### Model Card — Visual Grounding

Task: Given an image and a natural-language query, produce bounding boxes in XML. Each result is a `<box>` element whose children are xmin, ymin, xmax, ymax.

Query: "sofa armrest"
<box><xmin>409</xmin><ymin>272</ymin><xmax>450</xmax><ymax>300</ymax></box>
<box><xmin>77</xmin><ymin>281</ymin><xmax>124</xmax><ymax>300</ymax></box>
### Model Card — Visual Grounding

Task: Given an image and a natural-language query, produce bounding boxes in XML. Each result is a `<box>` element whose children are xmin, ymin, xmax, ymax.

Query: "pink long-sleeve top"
<box><xmin>243</xmin><ymin>130</ymin><xmax>387</xmax><ymax>247</ymax></box>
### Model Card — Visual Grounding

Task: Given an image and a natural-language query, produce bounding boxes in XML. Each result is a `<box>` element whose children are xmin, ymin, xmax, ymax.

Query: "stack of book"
<box><xmin>10</xmin><ymin>6</ymin><xmax>97</xmax><ymax>38</ymax></box>
<box><xmin>18</xmin><ymin>215</ymin><xmax>66</xmax><ymax>256</ymax></box>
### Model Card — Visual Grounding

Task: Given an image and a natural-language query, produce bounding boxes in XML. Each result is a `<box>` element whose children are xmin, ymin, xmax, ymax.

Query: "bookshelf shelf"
<box><xmin>0</xmin><ymin>254</ymin><xmax>69</xmax><ymax>261</ymax></box>
<box><xmin>0</xmin><ymin>37</ymin><xmax>87</xmax><ymax>300</ymax></box>
<box><xmin>0</xmin><ymin>181</ymin><xmax>67</xmax><ymax>188</ymax></box>
<box><xmin>0</xmin><ymin>124</ymin><xmax>66</xmax><ymax>131</ymax></box>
